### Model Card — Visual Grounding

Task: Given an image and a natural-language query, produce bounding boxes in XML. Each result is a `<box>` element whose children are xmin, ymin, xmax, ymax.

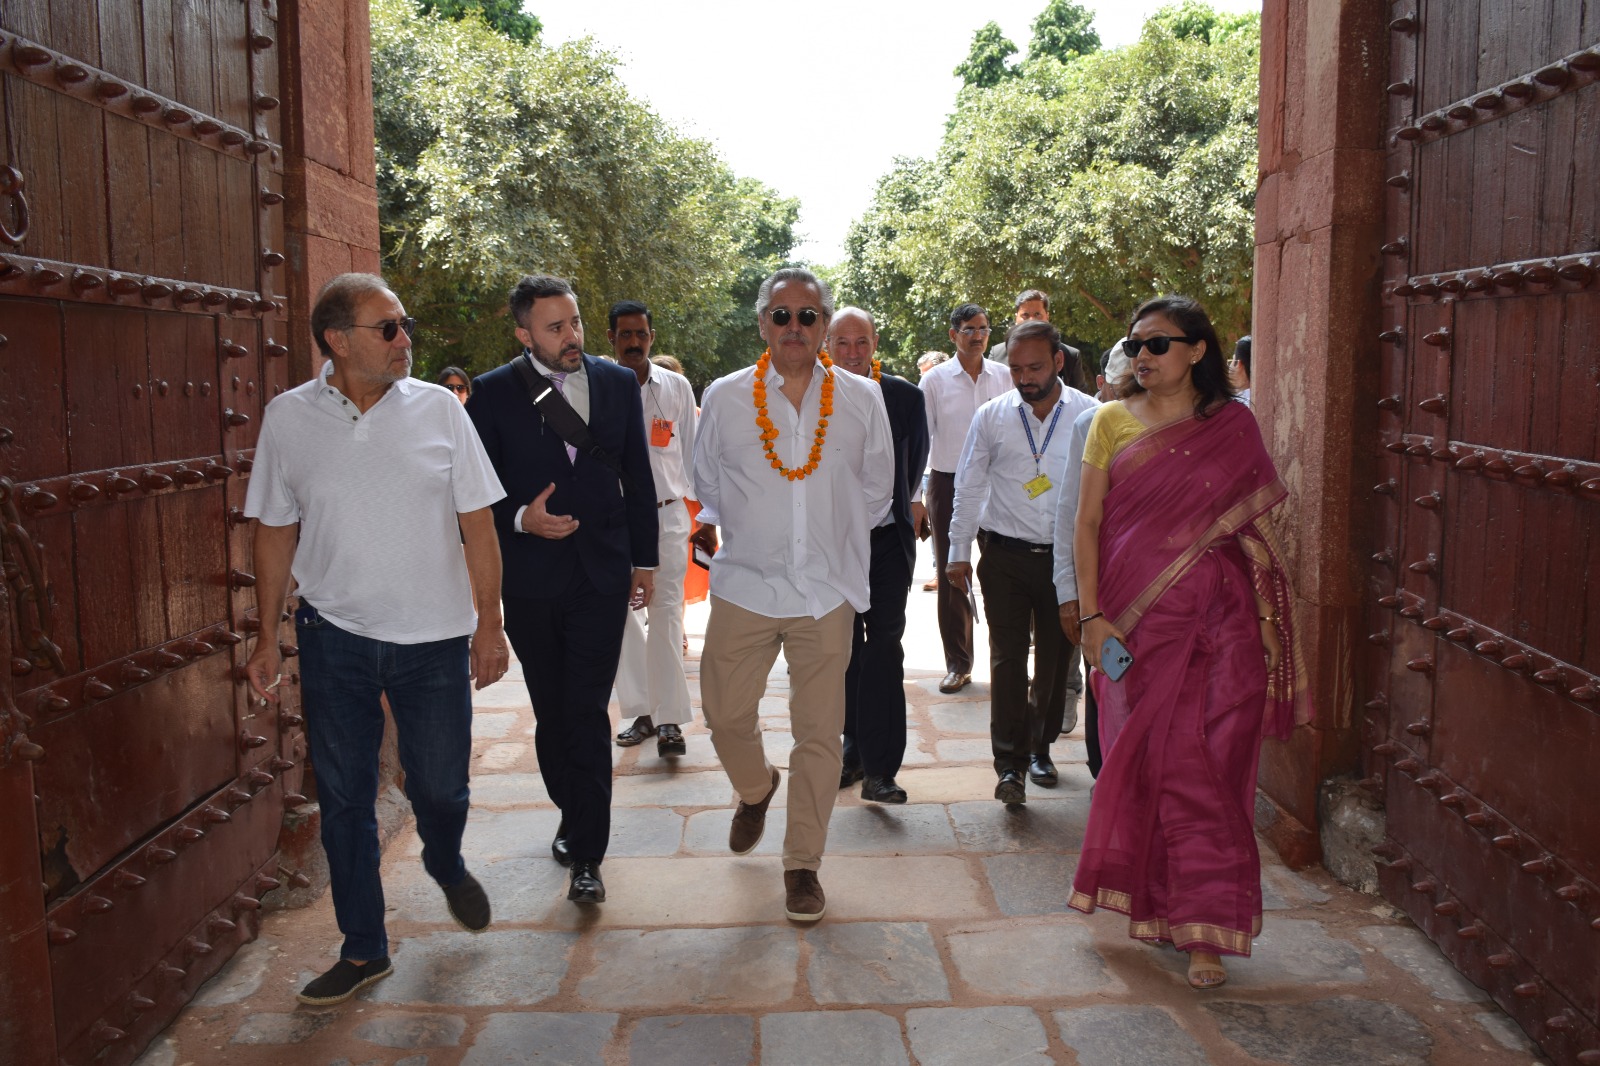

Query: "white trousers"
<box><xmin>614</xmin><ymin>497</ymin><xmax>693</xmax><ymax>725</ymax></box>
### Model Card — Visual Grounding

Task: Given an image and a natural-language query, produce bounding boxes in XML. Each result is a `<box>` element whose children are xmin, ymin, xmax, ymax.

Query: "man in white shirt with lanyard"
<box><xmin>946</xmin><ymin>321</ymin><xmax>1099</xmax><ymax>806</ymax></box>
<box><xmin>690</xmin><ymin>268</ymin><xmax>895</xmax><ymax>922</ymax></box>
<box><xmin>920</xmin><ymin>303</ymin><xmax>1014</xmax><ymax>693</ymax></box>
<box><xmin>607</xmin><ymin>300</ymin><xmax>699</xmax><ymax>758</ymax></box>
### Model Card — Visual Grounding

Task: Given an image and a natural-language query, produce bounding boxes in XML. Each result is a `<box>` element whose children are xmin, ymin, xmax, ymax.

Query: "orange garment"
<box><xmin>684</xmin><ymin>499</ymin><xmax>709</xmax><ymax>605</ymax></box>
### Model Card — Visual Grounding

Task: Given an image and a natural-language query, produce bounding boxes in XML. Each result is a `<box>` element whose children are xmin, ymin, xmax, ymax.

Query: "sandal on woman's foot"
<box><xmin>1186</xmin><ymin>952</ymin><xmax>1227</xmax><ymax>990</ymax></box>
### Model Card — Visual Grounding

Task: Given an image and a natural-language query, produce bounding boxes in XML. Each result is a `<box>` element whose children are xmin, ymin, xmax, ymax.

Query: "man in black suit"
<box><xmin>828</xmin><ymin>307</ymin><xmax>930</xmax><ymax>804</ymax></box>
<box><xmin>466</xmin><ymin>274</ymin><xmax>658</xmax><ymax>905</ymax></box>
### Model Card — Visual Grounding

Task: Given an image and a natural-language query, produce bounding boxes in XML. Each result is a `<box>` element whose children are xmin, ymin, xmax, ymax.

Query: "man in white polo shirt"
<box><xmin>244</xmin><ymin>273</ymin><xmax>508</xmax><ymax>1007</ymax></box>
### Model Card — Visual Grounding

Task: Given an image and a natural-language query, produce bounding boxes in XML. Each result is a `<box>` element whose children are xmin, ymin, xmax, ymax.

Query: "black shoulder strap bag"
<box><xmin>510</xmin><ymin>353</ymin><xmax>637</xmax><ymax>494</ymax></box>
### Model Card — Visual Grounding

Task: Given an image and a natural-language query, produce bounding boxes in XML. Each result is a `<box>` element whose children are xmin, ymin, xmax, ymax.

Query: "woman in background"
<box><xmin>436</xmin><ymin>366</ymin><xmax>471</xmax><ymax>404</ymax></box>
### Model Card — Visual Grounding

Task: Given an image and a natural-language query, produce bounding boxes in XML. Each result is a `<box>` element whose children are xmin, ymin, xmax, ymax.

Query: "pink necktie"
<box><xmin>550</xmin><ymin>373</ymin><xmax>578</xmax><ymax>463</ymax></box>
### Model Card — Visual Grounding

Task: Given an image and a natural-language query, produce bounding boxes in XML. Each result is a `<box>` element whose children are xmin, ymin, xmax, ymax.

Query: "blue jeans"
<box><xmin>297</xmin><ymin>602</ymin><xmax>473</xmax><ymax>960</ymax></box>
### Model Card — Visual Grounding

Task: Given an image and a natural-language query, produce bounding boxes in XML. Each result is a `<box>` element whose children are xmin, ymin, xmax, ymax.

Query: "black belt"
<box><xmin>978</xmin><ymin>529</ymin><xmax>1051</xmax><ymax>554</ymax></box>
<box><xmin>657</xmin><ymin>498</ymin><xmax>677</xmax><ymax>508</ymax></box>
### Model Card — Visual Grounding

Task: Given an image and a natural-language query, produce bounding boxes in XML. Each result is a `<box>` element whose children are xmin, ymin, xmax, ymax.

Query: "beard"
<box><xmin>529</xmin><ymin>337</ymin><xmax>582</xmax><ymax>372</ymax></box>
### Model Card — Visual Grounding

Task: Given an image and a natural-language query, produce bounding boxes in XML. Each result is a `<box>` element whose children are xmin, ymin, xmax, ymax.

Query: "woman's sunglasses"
<box><xmin>443</xmin><ymin>382</ymin><xmax>468</xmax><ymax>394</ymax></box>
<box><xmin>768</xmin><ymin>307</ymin><xmax>820</xmax><ymax>327</ymax></box>
<box><xmin>349</xmin><ymin>317</ymin><xmax>418</xmax><ymax>342</ymax></box>
<box><xmin>1125</xmin><ymin>334</ymin><xmax>1199</xmax><ymax>357</ymax></box>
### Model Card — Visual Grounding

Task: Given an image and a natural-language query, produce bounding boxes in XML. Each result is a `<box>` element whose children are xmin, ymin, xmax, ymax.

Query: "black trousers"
<box><xmin>503</xmin><ymin>573</ymin><xmax>629</xmax><ymax>862</ymax></box>
<box><xmin>975</xmin><ymin>535</ymin><xmax>1072</xmax><ymax>775</ymax></box>
<box><xmin>1085</xmin><ymin>681</ymin><xmax>1101</xmax><ymax>777</ymax></box>
<box><xmin>926</xmin><ymin>470</ymin><xmax>973</xmax><ymax>674</ymax></box>
<box><xmin>843</xmin><ymin>525</ymin><xmax>912</xmax><ymax>778</ymax></box>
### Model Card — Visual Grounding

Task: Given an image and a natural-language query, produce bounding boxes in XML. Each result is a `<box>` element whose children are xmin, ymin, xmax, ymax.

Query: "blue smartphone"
<box><xmin>1101</xmin><ymin>635</ymin><xmax>1135</xmax><ymax>682</ymax></box>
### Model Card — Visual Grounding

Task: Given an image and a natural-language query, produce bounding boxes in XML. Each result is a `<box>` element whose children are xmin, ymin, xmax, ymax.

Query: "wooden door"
<box><xmin>0</xmin><ymin>3</ymin><xmax>304</xmax><ymax>1063</ymax></box>
<box><xmin>1366</xmin><ymin>3</ymin><xmax>1600</xmax><ymax>1062</ymax></box>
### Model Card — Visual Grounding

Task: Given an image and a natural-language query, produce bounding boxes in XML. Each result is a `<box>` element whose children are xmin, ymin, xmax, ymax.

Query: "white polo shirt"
<box><xmin>245</xmin><ymin>363</ymin><xmax>505</xmax><ymax>643</ymax></box>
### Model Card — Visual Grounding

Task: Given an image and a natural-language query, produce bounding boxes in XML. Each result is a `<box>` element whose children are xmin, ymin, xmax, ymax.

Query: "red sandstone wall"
<box><xmin>1252</xmin><ymin>0</ymin><xmax>1389</xmax><ymax>866</ymax></box>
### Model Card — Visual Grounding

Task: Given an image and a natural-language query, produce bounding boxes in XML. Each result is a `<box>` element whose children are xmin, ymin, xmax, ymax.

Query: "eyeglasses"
<box><xmin>443</xmin><ymin>382</ymin><xmax>469</xmax><ymax>394</ymax></box>
<box><xmin>1125</xmin><ymin>334</ymin><xmax>1199</xmax><ymax>357</ymax></box>
<box><xmin>349</xmin><ymin>317</ymin><xmax>417</xmax><ymax>342</ymax></box>
<box><xmin>768</xmin><ymin>307</ymin><xmax>820</xmax><ymax>327</ymax></box>
<box><xmin>956</xmin><ymin>326</ymin><xmax>992</xmax><ymax>337</ymax></box>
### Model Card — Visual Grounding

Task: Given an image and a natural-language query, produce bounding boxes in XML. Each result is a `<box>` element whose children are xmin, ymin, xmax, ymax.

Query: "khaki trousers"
<box><xmin>701</xmin><ymin>596</ymin><xmax>854</xmax><ymax>871</ymax></box>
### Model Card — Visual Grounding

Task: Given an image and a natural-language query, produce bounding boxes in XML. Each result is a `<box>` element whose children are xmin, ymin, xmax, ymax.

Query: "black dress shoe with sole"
<box><xmin>995</xmin><ymin>770</ymin><xmax>1026</xmax><ymax>806</ymax></box>
<box><xmin>567</xmin><ymin>860</ymin><xmax>605</xmax><ymax>903</ymax></box>
<box><xmin>839</xmin><ymin>763</ymin><xmax>865</xmax><ymax>790</ymax></box>
<box><xmin>656</xmin><ymin>723</ymin><xmax>686</xmax><ymax>757</ymax></box>
<box><xmin>296</xmin><ymin>957</ymin><xmax>393</xmax><ymax>1006</ymax></box>
<box><xmin>860</xmin><ymin>775</ymin><xmax>908</xmax><ymax>804</ymax></box>
<box><xmin>1029</xmin><ymin>755</ymin><xmax>1059</xmax><ymax>787</ymax></box>
<box><xmin>938</xmin><ymin>671</ymin><xmax>972</xmax><ymax>694</ymax></box>
<box><xmin>615</xmin><ymin>716</ymin><xmax>656</xmax><ymax>746</ymax></box>
<box><xmin>552</xmin><ymin>819</ymin><xmax>573</xmax><ymax>867</ymax></box>
<box><xmin>442</xmin><ymin>871</ymin><xmax>491</xmax><ymax>932</ymax></box>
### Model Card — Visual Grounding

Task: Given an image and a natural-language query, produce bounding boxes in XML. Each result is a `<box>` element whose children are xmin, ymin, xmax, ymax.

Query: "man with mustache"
<box><xmin>827</xmin><ymin>307</ymin><xmax>929</xmax><ymax>804</ymax></box>
<box><xmin>945</xmin><ymin>321</ymin><xmax>1099</xmax><ymax>806</ymax></box>
<box><xmin>691</xmin><ymin>268</ymin><xmax>894</xmax><ymax>921</ymax></box>
<box><xmin>466</xmin><ymin>274</ymin><xmax>658</xmax><ymax>906</ymax></box>
<box><xmin>607</xmin><ymin>300</ymin><xmax>699</xmax><ymax>759</ymax></box>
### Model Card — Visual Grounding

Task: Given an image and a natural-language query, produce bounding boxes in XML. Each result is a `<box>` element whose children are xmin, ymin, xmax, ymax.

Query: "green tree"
<box><xmin>417</xmin><ymin>0</ymin><xmax>541</xmax><ymax>44</ymax></box>
<box><xmin>954</xmin><ymin>22</ymin><xmax>1019</xmax><ymax>88</ymax></box>
<box><xmin>1028</xmin><ymin>0</ymin><xmax>1100</xmax><ymax>63</ymax></box>
<box><xmin>841</xmin><ymin>4</ymin><xmax>1260</xmax><ymax>362</ymax></box>
<box><xmin>371</xmin><ymin>0</ymin><xmax>796</xmax><ymax>387</ymax></box>
<box><xmin>1149</xmin><ymin>0</ymin><xmax>1256</xmax><ymax>43</ymax></box>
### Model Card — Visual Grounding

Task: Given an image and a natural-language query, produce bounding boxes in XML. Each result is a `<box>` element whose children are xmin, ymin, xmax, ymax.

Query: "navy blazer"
<box><xmin>881</xmin><ymin>373</ymin><xmax>931</xmax><ymax>573</ymax></box>
<box><xmin>467</xmin><ymin>353</ymin><xmax>659</xmax><ymax>599</ymax></box>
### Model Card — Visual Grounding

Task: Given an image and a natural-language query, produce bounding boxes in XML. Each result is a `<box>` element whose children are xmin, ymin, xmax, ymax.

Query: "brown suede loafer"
<box><xmin>729</xmin><ymin>766</ymin><xmax>781</xmax><ymax>854</ymax></box>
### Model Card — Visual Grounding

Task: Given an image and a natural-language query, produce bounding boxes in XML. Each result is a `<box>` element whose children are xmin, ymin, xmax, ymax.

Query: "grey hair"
<box><xmin>755</xmin><ymin>267</ymin><xmax>834</xmax><ymax>320</ymax></box>
<box><xmin>312</xmin><ymin>273</ymin><xmax>393</xmax><ymax>356</ymax></box>
<box><xmin>830</xmin><ymin>305</ymin><xmax>876</xmax><ymax>331</ymax></box>
<box><xmin>917</xmin><ymin>350</ymin><xmax>950</xmax><ymax>371</ymax></box>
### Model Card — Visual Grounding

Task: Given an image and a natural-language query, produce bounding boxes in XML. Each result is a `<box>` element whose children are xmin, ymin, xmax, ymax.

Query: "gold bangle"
<box><xmin>1259</xmin><ymin>615</ymin><xmax>1275</xmax><ymax>623</ymax></box>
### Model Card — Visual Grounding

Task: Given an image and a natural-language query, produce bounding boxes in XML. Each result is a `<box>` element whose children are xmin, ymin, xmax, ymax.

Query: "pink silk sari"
<box><xmin>1069</xmin><ymin>400</ymin><xmax>1311</xmax><ymax>956</ymax></box>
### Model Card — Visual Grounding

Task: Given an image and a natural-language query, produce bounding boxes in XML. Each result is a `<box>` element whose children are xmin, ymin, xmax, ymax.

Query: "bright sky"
<box><xmin>535</xmin><ymin>0</ymin><xmax>1261</xmax><ymax>265</ymax></box>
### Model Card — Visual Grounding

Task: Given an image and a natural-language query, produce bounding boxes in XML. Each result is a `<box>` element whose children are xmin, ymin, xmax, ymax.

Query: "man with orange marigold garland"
<box><xmin>690</xmin><ymin>268</ymin><xmax>894</xmax><ymax>921</ymax></box>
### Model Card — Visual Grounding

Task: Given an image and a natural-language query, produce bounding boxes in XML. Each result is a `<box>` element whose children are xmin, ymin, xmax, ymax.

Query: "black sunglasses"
<box><xmin>442</xmin><ymin>382</ymin><xmax>468</xmax><ymax>394</ymax></box>
<box><xmin>350</xmin><ymin>317</ymin><xmax>417</xmax><ymax>342</ymax></box>
<box><xmin>768</xmin><ymin>307</ymin><xmax>820</xmax><ymax>327</ymax></box>
<box><xmin>1125</xmin><ymin>334</ymin><xmax>1199</xmax><ymax>357</ymax></box>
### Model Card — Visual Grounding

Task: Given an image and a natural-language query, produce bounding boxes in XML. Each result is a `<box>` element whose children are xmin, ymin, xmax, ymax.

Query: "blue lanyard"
<box><xmin>1018</xmin><ymin>401</ymin><xmax>1064</xmax><ymax>475</ymax></box>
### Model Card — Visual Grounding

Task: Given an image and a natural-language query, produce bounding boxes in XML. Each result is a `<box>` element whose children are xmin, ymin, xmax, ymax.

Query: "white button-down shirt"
<box><xmin>920</xmin><ymin>355</ymin><xmax>1014</xmax><ymax>473</ymax></box>
<box><xmin>1051</xmin><ymin>403</ymin><xmax>1101</xmax><ymax>603</ymax></box>
<box><xmin>638</xmin><ymin>365</ymin><xmax>698</xmax><ymax>502</ymax></box>
<box><xmin>948</xmin><ymin>386</ymin><xmax>1100</xmax><ymax>564</ymax></box>
<box><xmin>693</xmin><ymin>358</ymin><xmax>894</xmax><ymax>619</ymax></box>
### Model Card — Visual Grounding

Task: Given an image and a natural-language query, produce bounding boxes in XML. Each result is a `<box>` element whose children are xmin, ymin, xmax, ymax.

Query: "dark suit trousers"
<box><xmin>844</xmin><ymin>525</ymin><xmax>912</xmax><ymax>778</ymax></box>
<box><xmin>926</xmin><ymin>470</ymin><xmax>973</xmax><ymax>674</ymax></box>
<box><xmin>1085</xmin><ymin>680</ymin><xmax>1102</xmax><ymax>778</ymax></box>
<box><xmin>975</xmin><ymin>537</ymin><xmax>1071</xmax><ymax>775</ymax></box>
<box><xmin>503</xmin><ymin>572</ymin><xmax>629</xmax><ymax>862</ymax></box>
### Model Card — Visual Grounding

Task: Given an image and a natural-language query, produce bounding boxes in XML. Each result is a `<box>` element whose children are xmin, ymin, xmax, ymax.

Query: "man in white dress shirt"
<box><xmin>946</xmin><ymin>321</ymin><xmax>1100</xmax><ymax>806</ymax></box>
<box><xmin>690</xmin><ymin>268</ymin><xmax>894</xmax><ymax>921</ymax></box>
<box><xmin>920</xmin><ymin>303</ymin><xmax>1014</xmax><ymax>693</ymax></box>
<box><xmin>607</xmin><ymin>300</ymin><xmax>699</xmax><ymax>758</ymax></box>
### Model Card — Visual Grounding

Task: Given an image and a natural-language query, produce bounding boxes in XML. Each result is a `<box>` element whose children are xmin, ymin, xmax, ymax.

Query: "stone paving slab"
<box><xmin>905</xmin><ymin>1005</ymin><xmax>1053</xmax><ymax>1066</ymax></box>
<box><xmin>627</xmin><ymin>1013</ymin><xmax>754</xmax><ymax>1066</ymax></box>
<box><xmin>804</xmin><ymin>921</ymin><xmax>951</xmax><ymax>1004</ymax></box>
<box><xmin>470</xmin><ymin>711</ymin><xmax>519</xmax><ymax>738</ymax></box>
<box><xmin>579</xmin><ymin>926</ymin><xmax>799</xmax><ymax>1008</ymax></box>
<box><xmin>369</xmin><ymin>930</ymin><xmax>577</xmax><ymax>1006</ymax></box>
<box><xmin>352</xmin><ymin>1012</ymin><xmax>466</xmax><ymax>1048</ymax></box>
<box><xmin>928</xmin><ymin>702</ymin><xmax>992</xmax><ymax>734</ymax></box>
<box><xmin>1055</xmin><ymin>1005</ymin><xmax>1210</xmax><ymax>1066</ymax></box>
<box><xmin>947</xmin><ymin>919</ymin><xmax>1126</xmax><ymax>999</ymax></box>
<box><xmin>1146</xmin><ymin>918</ymin><xmax>1367</xmax><ymax>989</ymax></box>
<box><xmin>1203</xmin><ymin>996</ymin><xmax>1432</xmax><ymax>1066</ymax></box>
<box><xmin>1357</xmin><ymin>924</ymin><xmax>1489</xmax><ymax>1003</ymax></box>
<box><xmin>469</xmin><ymin>772</ymin><xmax>554</xmax><ymax>807</ymax></box>
<box><xmin>612</xmin><ymin>768</ymin><xmax>742</xmax><ymax>808</ymax></box>
<box><xmin>949</xmin><ymin>796</ymin><xmax>1091</xmax><ymax>853</ymax></box>
<box><xmin>760</xmin><ymin>1010</ymin><xmax>909</xmax><ymax>1066</ymax></box>
<box><xmin>982</xmin><ymin>852</ymin><xmax>1080</xmax><ymax>915</ymax></box>
<box><xmin>383</xmin><ymin>854</ymin><xmax>569</xmax><ymax>925</ymax></box>
<box><xmin>460</xmin><ymin>1012</ymin><xmax>617</xmax><ymax>1065</ymax></box>
<box><xmin>467</xmin><ymin>684</ymin><xmax>535</xmax><ymax>709</ymax></box>
<box><xmin>192</xmin><ymin>936</ymin><xmax>277</xmax><ymax>1006</ymax></box>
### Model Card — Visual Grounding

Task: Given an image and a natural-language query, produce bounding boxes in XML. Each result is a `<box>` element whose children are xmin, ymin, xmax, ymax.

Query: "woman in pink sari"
<box><xmin>1069</xmin><ymin>295</ymin><xmax>1311</xmax><ymax>989</ymax></box>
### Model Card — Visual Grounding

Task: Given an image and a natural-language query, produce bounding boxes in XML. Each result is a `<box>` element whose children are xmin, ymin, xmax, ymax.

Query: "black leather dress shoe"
<box><xmin>567</xmin><ymin>860</ymin><xmax>605</xmax><ymax>903</ymax></box>
<box><xmin>839</xmin><ymin>763</ymin><xmax>865</xmax><ymax>790</ymax></box>
<box><xmin>995</xmin><ymin>769</ymin><xmax>1026</xmax><ymax>805</ymax></box>
<box><xmin>938</xmin><ymin>671</ymin><xmax>972</xmax><ymax>694</ymax></box>
<box><xmin>860</xmin><ymin>775</ymin><xmax>908</xmax><ymax>804</ymax></box>
<box><xmin>552</xmin><ymin>820</ymin><xmax>573</xmax><ymax>867</ymax></box>
<box><xmin>616</xmin><ymin>716</ymin><xmax>656</xmax><ymax>746</ymax></box>
<box><xmin>1029</xmin><ymin>755</ymin><xmax>1059</xmax><ymax>787</ymax></box>
<box><xmin>656</xmin><ymin>723</ymin><xmax>686</xmax><ymax>757</ymax></box>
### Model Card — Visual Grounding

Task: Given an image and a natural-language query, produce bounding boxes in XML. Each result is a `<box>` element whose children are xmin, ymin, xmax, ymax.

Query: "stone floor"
<box><xmin>135</xmin><ymin>546</ymin><xmax>1548</xmax><ymax>1066</ymax></box>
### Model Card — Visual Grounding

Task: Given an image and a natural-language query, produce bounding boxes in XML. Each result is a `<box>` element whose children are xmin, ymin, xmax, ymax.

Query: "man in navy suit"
<box><xmin>466</xmin><ymin>274</ymin><xmax>658</xmax><ymax>905</ymax></box>
<box><xmin>828</xmin><ymin>307</ymin><xmax>929</xmax><ymax>804</ymax></box>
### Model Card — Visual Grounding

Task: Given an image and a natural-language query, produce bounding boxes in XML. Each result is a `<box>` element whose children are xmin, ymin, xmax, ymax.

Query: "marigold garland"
<box><xmin>871</xmin><ymin>358</ymin><xmax>882</xmax><ymax>382</ymax></box>
<box><xmin>754</xmin><ymin>347</ymin><xmax>834</xmax><ymax>482</ymax></box>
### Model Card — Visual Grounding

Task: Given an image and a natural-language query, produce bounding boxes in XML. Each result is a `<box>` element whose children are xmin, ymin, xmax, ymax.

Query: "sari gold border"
<box><xmin>1070</xmin><ymin>889</ymin><xmax>1261</xmax><ymax>956</ymax></box>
